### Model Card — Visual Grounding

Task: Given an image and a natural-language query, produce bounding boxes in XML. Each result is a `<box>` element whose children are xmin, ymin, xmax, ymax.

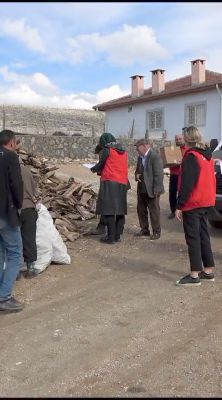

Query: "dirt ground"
<box><xmin>1</xmin><ymin>162</ymin><xmax>222</xmax><ymax>398</ymax></box>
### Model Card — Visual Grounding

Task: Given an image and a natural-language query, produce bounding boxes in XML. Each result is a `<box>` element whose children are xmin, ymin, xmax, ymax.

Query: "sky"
<box><xmin>0</xmin><ymin>2</ymin><xmax>221</xmax><ymax>110</ymax></box>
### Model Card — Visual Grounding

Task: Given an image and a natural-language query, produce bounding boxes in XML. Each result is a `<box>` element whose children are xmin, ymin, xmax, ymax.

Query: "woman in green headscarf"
<box><xmin>91</xmin><ymin>132</ymin><xmax>129</xmax><ymax>244</ymax></box>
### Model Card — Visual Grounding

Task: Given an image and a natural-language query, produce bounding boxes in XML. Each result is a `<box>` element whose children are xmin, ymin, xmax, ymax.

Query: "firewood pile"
<box><xmin>17</xmin><ymin>149</ymin><xmax>97</xmax><ymax>242</ymax></box>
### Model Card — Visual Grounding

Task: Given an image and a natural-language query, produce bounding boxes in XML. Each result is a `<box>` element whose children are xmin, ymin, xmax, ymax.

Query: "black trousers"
<box><xmin>104</xmin><ymin>215</ymin><xmax>125</xmax><ymax>240</ymax></box>
<box><xmin>169</xmin><ymin>174</ymin><xmax>179</xmax><ymax>213</ymax></box>
<box><xmin>97</xmin><ymin>215</ymin><xmax>106</xmax><ymax>229</ymax></box>
<box><xmin>182</xmin><ymin>208</ymin><xmax>215</xmax><ymax>271</ymax></box>
<box><xmin>137</xmin><ymin>192</ymin><xmax>161</xmax><ymax>235</ymax></box>
<box><xmin>20</xmin><ymin>208</ymin><xmax>38</xmax><ymax>264</ymax></box>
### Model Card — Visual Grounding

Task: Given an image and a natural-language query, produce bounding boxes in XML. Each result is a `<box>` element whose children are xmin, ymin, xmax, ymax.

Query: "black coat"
<box><xmin>0</xmin><ymin>146</ymin><xmax>23</xmax><ymax>226</ymax></box>
<box><xmin>92</xmin><ymin>144</ymin><xmax>128</xmax><ymax>216</ymax></box>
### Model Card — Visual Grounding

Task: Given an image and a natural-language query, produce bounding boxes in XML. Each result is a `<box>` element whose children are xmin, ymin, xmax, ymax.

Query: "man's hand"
<box><xmin>176</xmin><ymin>209</ymin><xmax>182</xmax><ymax>222</ymax></box>
<box><xmin>36</xmin><ymin>202</ymin><xmax>41</xmax><ymax>211</ymax></box>
<box><xmin>135</xmin><ymin>173</ymin><xmax>142</xmax><ymax>182</ymax></box>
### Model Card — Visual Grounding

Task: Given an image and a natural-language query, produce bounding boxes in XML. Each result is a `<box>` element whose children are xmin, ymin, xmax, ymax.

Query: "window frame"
<box><xmin>184</xmin><ymin>101</ymin><xmax>207</xmax><ymax>127</ymax></box>
<box><xmin>146</xmin><ymin>107</ymin><xmax>164</xmax><ymax>132</ymax></box>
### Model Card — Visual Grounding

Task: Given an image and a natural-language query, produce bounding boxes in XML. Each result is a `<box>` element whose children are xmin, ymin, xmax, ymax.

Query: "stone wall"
<box><xmin>17</xmin><ymin>134</ymin><xmax>171</xmax><ymax>165</ymax></box>
<box><xmin>1</xmin><ymin>105</ymin><xmax>105</xmax><ymax>136</ymax></box>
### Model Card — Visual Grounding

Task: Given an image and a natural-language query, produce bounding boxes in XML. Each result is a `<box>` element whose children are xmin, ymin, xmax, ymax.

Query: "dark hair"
<box><xmin>135</xmin><ymin>138</ymin><xmax>150</xmax><ymax>147</ymax></box>
<box><xmin>0</xmin><ymin>130</ymin><xmax>16</xmax><ymax>146</ymax></box>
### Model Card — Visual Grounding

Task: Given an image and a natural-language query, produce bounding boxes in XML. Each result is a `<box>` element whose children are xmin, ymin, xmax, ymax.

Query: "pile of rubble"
<box><xmin>18</xmin><ymin>149</ymin><xmax>97</xmax><ymax>242</ymax></box>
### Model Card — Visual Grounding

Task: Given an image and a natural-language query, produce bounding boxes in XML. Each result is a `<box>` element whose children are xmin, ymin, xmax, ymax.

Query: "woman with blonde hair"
<box><xmin>176</xmin><ymin>126</ymin><xmax>216</xmax><ymax>286</ymax></box>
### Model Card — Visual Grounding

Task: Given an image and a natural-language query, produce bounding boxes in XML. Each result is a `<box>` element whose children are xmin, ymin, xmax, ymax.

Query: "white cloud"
<box><xmin>67</xmin><ymin>24</ymin><xmax>167</xmax><ymax>67</ymax></box>
<box><xmin>0</xmin><ymin>66</ymin><xmax>57</xmax><ymax>95</ymax></box>
<box><xmin>0</xmin><ymin>18</ymin><xmax>45</xmax><ymax>53</ymax></box>
<box><xmin>32</xmin><ymin>73</ymin><xmax>56</xmax><ymax>92</ymax></box>
<box><xmin>0</xmin><ymin>66</ymin><xmax>127</xmax><ymax>109</ymax></box>
<box><xmin>96</xmin><ymin>85</ymin><xmax>128</xmax><ymax>103</ymax></box>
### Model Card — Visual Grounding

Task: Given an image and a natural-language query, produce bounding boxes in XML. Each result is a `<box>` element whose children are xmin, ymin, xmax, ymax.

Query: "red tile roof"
<box><xmin>94</xmin><ymin>70</ymin><xmax>222</xmax><ymax>111</ymax></box>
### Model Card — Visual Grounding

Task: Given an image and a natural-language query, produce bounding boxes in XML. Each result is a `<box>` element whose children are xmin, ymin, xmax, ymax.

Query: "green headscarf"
<box><xmin>99</xmin><ymin>132</ymin><xmax>116</xmax><ymax>147</ymax></box>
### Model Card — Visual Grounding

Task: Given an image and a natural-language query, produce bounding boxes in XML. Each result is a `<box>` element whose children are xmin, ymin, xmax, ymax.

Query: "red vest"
<box><xmin>101</xmin><ymin>148</ymin><xmax>128</xmax><ymax>185</ymax></box>
<box><xmin>180</xmin><ymin>149</ymin><xmax>216</xmax><ymax>211</ymax></box>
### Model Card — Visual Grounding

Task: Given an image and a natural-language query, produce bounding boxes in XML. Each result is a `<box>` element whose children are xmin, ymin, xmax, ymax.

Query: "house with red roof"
<box><xmin>93</xmin><ymin>59</ymin><xmax>222</xmax><ymax>142</ymax></box>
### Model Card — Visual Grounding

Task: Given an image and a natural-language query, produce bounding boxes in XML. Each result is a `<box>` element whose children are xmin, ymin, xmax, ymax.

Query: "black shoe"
<box><xmin>199</xmin><ymin>271</ymin><xmax>215</xmax><ymax>281</ymax></box>
<box><xmin>25</xmin><ymin>269</ymin><xmax>38</xmax><ymax>279</ymax></box>
<box><xmin>100</xmin><ymin>236</ymin><xmax>115</xmax><ymax>244</ymax></box>
<box><xmin>168</xmin><ymin>212</ymin><xmax>175</xmax><ymax>219</ymax></box>
<box><xmin>0</xmin><ymin>297</ymin><xmax>23</xmax><ymax>312</ymax></box>
<box><xmin>176</xmin><ymin>274</ymin><xmax>201</xmax><ymax>286</ymax></box>
<box><xmin>150</xmin><ymin>233</ymin><xmax>161</xmax><ymax>241</ymax></box>
<box><xmin>16</xmin><ymin>272</ymin><xmax>22</xmax><ymax>281</ymax></box>
<box><xmin>115</xmin><ymin>236</ymin><xmax>121</xmax><ymax>243</ymax></box>
<box><xmin>134</xmin><ymin>230</ymin><xmax>150</xmax><ymax>237</ymax></box>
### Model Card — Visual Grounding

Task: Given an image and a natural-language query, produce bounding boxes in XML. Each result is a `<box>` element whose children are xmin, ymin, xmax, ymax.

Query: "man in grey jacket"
<box><xmin>135</xmin><ymin>139</ymin><xmax>164</xmax><ymax>240</ymax></box>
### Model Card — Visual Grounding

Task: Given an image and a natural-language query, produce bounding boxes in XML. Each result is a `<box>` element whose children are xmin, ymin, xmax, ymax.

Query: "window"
<box><xmin>147</xmin><ymin>109</ymin><xmax>163</xmax><ymax>130</ymax></box>
<box><xmin>185</xmin><ymin>102</ymin><xmax>206</xmax><ymax>126</ymax></box>
<box><xmin>128</xmin><ymin>105</ymin><xmax>132</xmax><ymax>112</ymax></box>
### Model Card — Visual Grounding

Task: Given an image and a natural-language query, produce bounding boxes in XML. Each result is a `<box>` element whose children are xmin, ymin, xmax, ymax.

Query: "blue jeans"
<box><xmin>0</xmin><ymin>218</ymin><xmax>23</xmax><ymax>301</ymax></box>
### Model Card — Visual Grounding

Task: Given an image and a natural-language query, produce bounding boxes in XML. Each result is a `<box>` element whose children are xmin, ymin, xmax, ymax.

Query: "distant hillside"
<box><xmin>0</xmin><ymin>105</ymin><xmax>105</xmax><ymax>136</ymax></box>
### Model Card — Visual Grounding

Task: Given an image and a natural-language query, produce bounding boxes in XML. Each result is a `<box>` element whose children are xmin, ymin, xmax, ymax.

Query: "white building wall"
<box><xmin>105</xmin><ymin>88</ymin><xmax>221</xmax><ymax>142</ymax></box>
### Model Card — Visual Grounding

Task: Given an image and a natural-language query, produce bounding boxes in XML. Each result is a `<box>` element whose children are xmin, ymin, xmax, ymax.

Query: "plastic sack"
<box><xmin>34</xmin><ymin>204</ymin><xmax>71</xmax><ymax>273</ymax></box>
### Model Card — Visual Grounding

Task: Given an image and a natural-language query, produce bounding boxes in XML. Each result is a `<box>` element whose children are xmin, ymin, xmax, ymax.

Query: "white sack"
<box><xmin>34</xmin><ymin>204</ymin><xmax>71</xmax><ymax>273</ymax></box>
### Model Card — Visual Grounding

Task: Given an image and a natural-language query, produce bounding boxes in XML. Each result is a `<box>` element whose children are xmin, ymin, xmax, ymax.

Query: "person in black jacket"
<box><xmin>176</xmin><ymin>126</ymin><xmax>216</xmax><ymax>286</ymax></box>
<box><xmin>88</xmin><ymin>143</ymin><xmax>107</xmax><ymax>236</ymax></box>
<box><xmin>0</xmin><ymin>130</ymin><xmax>24</xmax><ymax>312</ymax></box>
<box><xmin>91</xmin><ymin>133</ymin><xmax>129</xmax><ymax>244</ymax></box>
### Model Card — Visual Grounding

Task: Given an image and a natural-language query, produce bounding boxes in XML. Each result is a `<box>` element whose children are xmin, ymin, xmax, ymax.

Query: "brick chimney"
<box><xmin>131</xmin><ymin>75</ymin><xmax>144</xmax><ymax>97</ymax></box>
<box><xmin>151</xmin><ymin>69</ymin><xmax>165</xmax><ymax>94</ymax></box>
<box><xmin>191</xmin><ymin>59</ymin><xmax>206</xmax><ymax>85</ymax></box>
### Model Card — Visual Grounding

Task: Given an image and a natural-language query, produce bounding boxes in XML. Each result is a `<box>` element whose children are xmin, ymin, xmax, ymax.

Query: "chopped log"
<box><xmin>75</xmin><ymin>205</ymin><xmax>95</xmax><ymax>220</ymax></box>
<box><xmin>31</xmin><ymin>159</ymin><xmax>42</xmax><ymax>168</ymax></box>
<box><xmin>55</xmin><ymin>218</ymin><xmax>76</xmax><ymax>231</ymax></box>
<box><xmin>79</xmin><ymin>192</ymin><xmax>92</xmax><ymax>206</ymax></box>
<box><xmin>44</xmin><ymin>165</ymin><xmax>59</xmax><ymax>173</ymax></box>
<box><xmin>62</xmin><ymin>182</ymin><xmax>82</xmax><ymax>198</ymax></box>
<box><xmin>17</xmin><ymin>147</ymin><xmax>98</xmax><ymax>241</ymax></box>
<box><xmin>78</xmin><ymin>183</ymin><xmax>92</xmax><ymax>196</ymax></box>
<box><xmin>44</xmin><ymin>170</ymin><xmax>55</xmax><ymax>179</ymax></box>
<box><xmin>58</xmin><ymin>226</ymin><xmax>80</xmax><ymax>242</ymax></box>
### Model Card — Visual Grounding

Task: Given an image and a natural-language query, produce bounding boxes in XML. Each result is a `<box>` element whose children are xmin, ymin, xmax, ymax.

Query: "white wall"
<box><xmin>105</xmin><ymin>88</ymin><xmax>221</xmax><ymax>142</ymax></box>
